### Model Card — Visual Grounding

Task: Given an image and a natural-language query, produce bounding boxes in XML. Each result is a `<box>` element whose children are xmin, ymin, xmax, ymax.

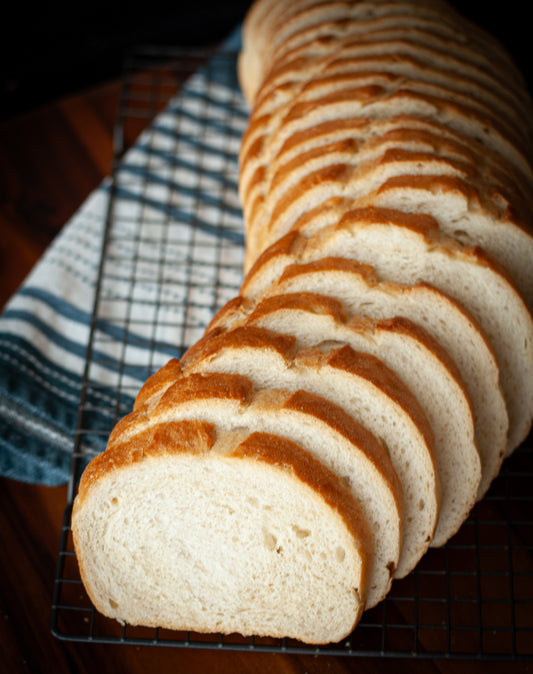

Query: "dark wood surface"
<box><xmin>1</xmin><ymin>48</ymin><xmax>532</xmax><ymax>674</ymax></box>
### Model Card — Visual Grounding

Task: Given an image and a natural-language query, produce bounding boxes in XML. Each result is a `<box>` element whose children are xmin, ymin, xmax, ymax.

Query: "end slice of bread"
<box><xmin>72</xmin><ymin>420</ymin><xmax>372</xmax><ymax>644</ymax></box>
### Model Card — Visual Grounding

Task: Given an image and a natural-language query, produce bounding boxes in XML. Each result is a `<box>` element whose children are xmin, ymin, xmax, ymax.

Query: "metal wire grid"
<box><xmin>51</xmin><ymin>44</ymin><xmax>533</xmax><ymax>660</ymax></box>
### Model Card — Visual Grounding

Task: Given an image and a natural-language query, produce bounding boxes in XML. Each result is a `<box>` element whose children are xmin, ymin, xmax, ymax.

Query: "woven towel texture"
<box><xmin>0</xmin><ymin>30</ymin><xmax>248</xmax><ymax>485</ymax></box>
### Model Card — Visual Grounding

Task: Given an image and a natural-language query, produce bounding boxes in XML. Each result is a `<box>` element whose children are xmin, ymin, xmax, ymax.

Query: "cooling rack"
<box><xmin>50</xmin><ymin>43</ymin><xmax>533</xmax><ymax>660</ymax></box>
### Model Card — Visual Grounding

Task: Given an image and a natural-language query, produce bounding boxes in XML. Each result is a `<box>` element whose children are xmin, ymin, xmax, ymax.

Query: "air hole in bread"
<box><xmin>453</xmin><ymin>229</ymin><xmax>469</xmax><ymax>239</ymax></box>
<box><xmin>379</xmin><ymin>438</ymin><xmax>392</xmax><ymax>458</ymax></box>
<box><xmin>292</xmin><ymin>524</ymin><xmax>311</xmax><ymax>538</ymax></box>
<box><xmin>262</xmin><ymin>527</ymin><xmax>278</xmax><ymax>551</ymax></box>
<box><xmin>335</xmin><ymin>546</ymin><xmax>346</xmax><ymax>563</ymax></box>
<box><xmin>109</xmin><ymin>598</ymin><xmax>118</xmax><ymax>609</ymax></box>
<box><xmin>340</xmin><ymin>475</ymin><xmax>352</xmax><ymax>488</ymax></box>
<box><xmin>316</xmin><ymin>339</ymin><xmax>347</xmax><ymax>352</ymax></box>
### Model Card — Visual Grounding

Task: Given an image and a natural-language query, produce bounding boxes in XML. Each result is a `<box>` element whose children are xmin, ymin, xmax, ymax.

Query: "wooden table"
<box><xmin>1</xmin><ymin>53</ymin><xmax>532</xmax><ymax>674</ymax></box>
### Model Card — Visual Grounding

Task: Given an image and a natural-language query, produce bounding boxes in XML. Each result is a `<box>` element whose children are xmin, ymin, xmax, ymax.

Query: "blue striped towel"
<box><xmin>0</xmin><ymin>28</ymin><xmax>249</xmax><ymax>485</ymax></box>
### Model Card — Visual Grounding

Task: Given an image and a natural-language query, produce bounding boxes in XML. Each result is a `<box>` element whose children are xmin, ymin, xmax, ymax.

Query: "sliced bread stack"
<box><xmin>72</xmin><ymin>0</ymin><xmax>533</xmax><ymax>646</ymax></box>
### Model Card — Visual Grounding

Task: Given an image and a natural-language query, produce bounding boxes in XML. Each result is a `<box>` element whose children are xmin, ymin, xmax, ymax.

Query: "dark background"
<box><xmin>2</xmin><ymin>1</ymin><xmax>532</xmax><ymax>119</ymax></box>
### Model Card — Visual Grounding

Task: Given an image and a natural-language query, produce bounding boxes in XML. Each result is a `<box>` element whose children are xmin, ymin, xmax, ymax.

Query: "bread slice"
<box><xmin>241</xmin><ymin>211</ymin><xmax>533</xmax><ymax>454</ymax></box>
<box><xmin>245</xmin><ymin>112</ymin><xmax>533</xmax><ymax>289</ymax></box>
<box><xmin>182</xmin><ymin>325</ymin><xmax>439</xmax><ymax>578</ymax></box>
<box><xmin>259</xmin><ymin>119</ymin><xmax>530</xmax><ymax>210</ymax></box>
<box><xmin>242</xmin><ymin>107</ymin><xmax>533</xmax><ymax>274</ymax></box>
<box><xmin>218</xmin><ymin>254</ymin><xmax>506</xmax><ymax>501</ymax></box>
<box><xmin>241</xmin><ymin>121</ymin><xmax>533</xmax><ymax>274</ymax></box>
<box><xmin>264</xmin><ymin>67</ymin><xmax>526</xmax><ymax>155</ymax></box>
<box><xmin>116</xmin><ymin>370</ymin><xmax>403</xmax><ymax>609</ymax></box>
<box><xmin>205</xmin><ymin>292</ymin><xmax>479</xmax><ymax>548</ymax></box>
<box><xmin>247</xmin><ymin>141</ymin><xmax>474</xmax><ymax>243</ymax></box>
<box><xmin>72</xmin><ymin>420</ymin><xmax>372</xmax><ymax>644</ymax></box>
<box><xmin>244</xmin><ymin>139</ymin><xmax>533</xmax><ymax>308</ymax></box>
<box><xmin>353</xmin><ymin>176</ymin><xmax>533</xmax><ymax>311</ymax></box>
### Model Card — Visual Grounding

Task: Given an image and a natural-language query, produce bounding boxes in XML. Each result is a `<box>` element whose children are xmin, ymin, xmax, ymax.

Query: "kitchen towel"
<box><xmin>0</xmin><ymin>27</ymin><xmax>248</xmax><ymax>486</ymax></box>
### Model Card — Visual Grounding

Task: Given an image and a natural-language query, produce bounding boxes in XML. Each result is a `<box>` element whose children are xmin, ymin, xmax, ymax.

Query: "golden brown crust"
<box><xmin>373</xmin><ymin>315</ymin><xmax>473</xmax><ymax>420</ymax></box>
<box><xmin>370</xmin><ymin>173</ymin><xmax>533</xmax><ymax>237</ymax></box>
<box><xmin>76</xmin><ymin>420</ymin><xmax>217</xmax><ymax>504</ymax></box>
<box><xmin>241</xmin><ymin>230</ymin><xmax>304</xmax><ymax>296</ymax></box>
<box><xmin>336</xmin><ymin>205</ymin><xmax>439</xmax><ymax>237</ymax></box>
<box><xmin>244</xmin><ymin>385</ymin><xmax>404</xmax><ymax>513</ymax></box>
<box><xmin>134</xmin><ymin>358</ymin><xmax>182</xmax><ymax>411</ymax></box>
<box><xmin>283</xmin><ymin>388</ymin><xmax>389</xmax><ymax>467</ymax></box>
<box><xmin>279</xmin><ymin>256</ymin><xmax>377</xmax><ymax>284</ymax></box>
<box><xmin>261</xmin><ymin>163</ymin><xmax>352</xmax><ymax>230</ymax></box>
<box><xmin>324</xmin><ymin>343</ymin><xmax>434</xmax><ymax>449</ymax></box>
<box><xmin>182</xmin><ymin>325</ymin><xmax>298</xmax><ymax>369</ymax></box>
<box><xmin>270</xmin><ymin>138</ymin><xmax>361</xmax><ymax>193</ymax></box>
<box><xmin>203</xmin><ymin>295</ymin><xmax>255</xmax><ymax>337</ymax></box>
<box><xmin>248</xmin><ymin>290</ymin><xmax>348</xmax><ymax>324</ymax></box>
<box><xmin>156</xmin><ymin>372</ymin><xmax>254</xmax><ymax>412</ymax></box>
<box><xmin>287</xmin><ymin>196</ymin><xmax>354</xmax><ymax>234</ymax></box>
<box><xmin>275</xmin><ymin>117</ymin><xmax>371</xmax><ymax>160</ymax></box>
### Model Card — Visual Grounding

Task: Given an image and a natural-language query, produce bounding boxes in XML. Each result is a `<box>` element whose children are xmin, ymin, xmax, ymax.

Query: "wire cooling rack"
<box><xmin>50</xmin><ymin>43</ymin><xmax>533</xmax><ymax>660</ymax></box>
